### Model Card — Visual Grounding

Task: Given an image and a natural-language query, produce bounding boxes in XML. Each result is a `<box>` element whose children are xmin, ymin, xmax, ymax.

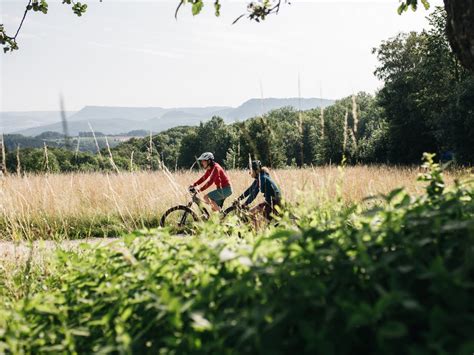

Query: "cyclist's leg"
<box><xmin>204</xmin><ymin>193</ymin><xmax>220</xmax><ymax>212</ymax></box>
<box><xmin>250</xmin><ymin>202</ymin><xmax>267</xmax><ymax>229</ymax></box>
<box><xmin>218</xmin><ymin>186</ymin><xmax>232</xmax><ymax>209</ymax></box>
<box><xmin>207</xmin><ymin>186</ymin><xmax>232</xmax><ymax>212</ymax></box>
<box><xmin>205</xmin><ymin>189</ymin><xmax>224</xmax><ymax>212</ymax></box>
<box><xmin>264</xmin><ymin>198</ymin><xmax>281</xmax><ymax>221</ymax></box>
<box><xmin>216</xmin><ymin>198</ymin><xmax>225</xmax><ymax>209</ymax></box>
<box><xmin>271</xmin><ymin>198</ymin><xmax>282</xmax><ymax>219</ymax></box>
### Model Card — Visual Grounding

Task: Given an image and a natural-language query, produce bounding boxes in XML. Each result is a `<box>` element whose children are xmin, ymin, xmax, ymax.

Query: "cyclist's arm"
<box><xmin>215</xmin><ymin>166</ymin><xmax>223</xmax><ymax>188</ymax></box>
<box><xmin>237</xmin><ymin>179</ymin><xmax>257</xmax><ymax>200</ymax></box>
<box><xmin>238</xmin><ymin>182</ymin><xmax>253</xmax><ymax>200</ymax></box>
<box><xmin>192</xmin><ymin>168</ymin><xmax>211</xmax><ymax>187</ymax></box>
<box><xmin>199</xmin><ymin>166</ymin><xmax>217</xmax><ymax>192</ymax></box>
<box><xmin>238</xmin><ymin>188</ymin><xmax>250</xmax><ymax>200</ymax></box>
<box><xmin>243</xmin><ymin>180</ymin><xmax>259</xmax><ymax>206</ymax></box>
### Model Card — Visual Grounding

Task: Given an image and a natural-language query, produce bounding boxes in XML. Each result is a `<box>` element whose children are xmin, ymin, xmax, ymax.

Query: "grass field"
<box><xmin>0</xmin><ymin>166</ymin><xmax>466</xmax><ymax>241</ymax></box>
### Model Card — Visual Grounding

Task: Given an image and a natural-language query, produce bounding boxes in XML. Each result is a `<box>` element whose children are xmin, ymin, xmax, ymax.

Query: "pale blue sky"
<box><xmin>1</xmin><ymin>0</ymin><xmax>442</xmax><ymax>111</ymax></box>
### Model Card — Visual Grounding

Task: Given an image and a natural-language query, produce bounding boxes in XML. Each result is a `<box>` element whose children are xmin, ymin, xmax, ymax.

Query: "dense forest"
<box><xmin>2</xmin><ymin>8</ymin><xmax>473</xmax><ymax>174</ymax></box>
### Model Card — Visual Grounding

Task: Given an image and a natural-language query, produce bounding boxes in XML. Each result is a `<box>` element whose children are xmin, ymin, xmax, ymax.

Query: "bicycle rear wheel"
<box><xmin>160</xmin><ymin>205</ymin><xmax>199</xmax><ymax>235</ymax></box>
<box><xmin>222</xmin><ymin>205</ymin><xmax>251</xmax><ymax>224</ymax></box>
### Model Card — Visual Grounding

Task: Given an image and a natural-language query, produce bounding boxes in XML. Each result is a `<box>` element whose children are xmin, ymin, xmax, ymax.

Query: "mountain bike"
<box><xmin>160</xmin><ymin>187</ymin><xmax>210</xmax><ymax>234</ymax></box>
<box><xmin>222</xmin><ymin>199</ymin><xmax>251</xmax><ymax>224</ymax></box>
<box><xmin>160</xmin><ymin>187</ymin><xmax>251</xmax><ymax>234</ymax></box>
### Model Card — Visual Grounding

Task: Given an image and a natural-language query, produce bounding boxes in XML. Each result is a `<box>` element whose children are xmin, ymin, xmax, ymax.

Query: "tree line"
<box><xmin>1</xmin><ymin>8</ymin><xmax>472</xmax><ymax>174</ymax></box>
<box><xmin>0</xmin><ymin>94</ymin><xmax>385</xmax><ymax>174</ymax></box>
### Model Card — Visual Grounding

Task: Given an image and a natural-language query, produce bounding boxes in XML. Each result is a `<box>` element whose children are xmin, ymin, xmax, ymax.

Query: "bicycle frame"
<box><xmin>180</xmin><ymin>190</ymin><xmax>209</xmax><ymax>225</ymax></box>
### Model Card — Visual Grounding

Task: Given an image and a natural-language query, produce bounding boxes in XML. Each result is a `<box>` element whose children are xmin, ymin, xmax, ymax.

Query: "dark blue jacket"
<box><xmin>239</xmin><ymin>172</ymin><xmax>281</xmax><ymax>205</ymax></box>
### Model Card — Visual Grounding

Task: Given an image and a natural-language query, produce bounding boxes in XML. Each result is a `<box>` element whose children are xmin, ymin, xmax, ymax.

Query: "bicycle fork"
<box><xmin>178</xmin><ymin>201</ymin><xmax>193</xmax><ymax>227</ymax></box>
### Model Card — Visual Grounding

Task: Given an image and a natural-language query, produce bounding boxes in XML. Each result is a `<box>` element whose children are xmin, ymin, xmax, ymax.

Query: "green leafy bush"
<box><xmin>1</xmin><ymin>158</ymin><xmax>473</xmax><ymax>354</ymax></box>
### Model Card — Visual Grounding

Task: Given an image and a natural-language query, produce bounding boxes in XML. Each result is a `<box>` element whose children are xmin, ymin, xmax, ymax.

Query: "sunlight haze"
<box><xmin>1</xmin><ymin>0</ymin><xmax>443</xmax><ymax>111</ymax></box>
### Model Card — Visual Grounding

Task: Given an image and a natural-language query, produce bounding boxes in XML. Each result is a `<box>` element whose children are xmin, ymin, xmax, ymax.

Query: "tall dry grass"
<box><xmin>0</xmin><ymin>166</ymin><xmax>465</xmax><ymax>241</ymax></box>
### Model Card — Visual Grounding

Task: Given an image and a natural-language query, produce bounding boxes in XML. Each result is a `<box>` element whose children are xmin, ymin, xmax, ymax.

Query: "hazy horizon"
<box><xmin>0</xmin><ymin>96</ymin><xmax>331</xmax><ymax>113</ymax></box>
<box><xmin>1</xmin><ymin>0</ymin><xmax>442</xmax><ymax>112</ymax></box>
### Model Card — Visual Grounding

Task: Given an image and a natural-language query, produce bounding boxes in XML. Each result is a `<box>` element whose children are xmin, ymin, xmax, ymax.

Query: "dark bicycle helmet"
<box><xmin>251</xmin><ymin>160</ymin><xmax>262</xmax><ymax>171</ymax></box>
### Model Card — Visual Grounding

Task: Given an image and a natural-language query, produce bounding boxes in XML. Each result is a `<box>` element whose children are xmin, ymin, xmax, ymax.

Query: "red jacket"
<box><xmin>193</xmin><ymin>162</ymin><xmax>231</xmax><ymax>191</ymax></box>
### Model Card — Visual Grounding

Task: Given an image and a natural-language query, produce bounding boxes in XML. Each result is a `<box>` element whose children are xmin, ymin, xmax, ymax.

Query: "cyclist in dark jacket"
<box><xmin>237</xmin><ymin>160</ymin><xmax>281</xmax><ymax>220</ymax></box>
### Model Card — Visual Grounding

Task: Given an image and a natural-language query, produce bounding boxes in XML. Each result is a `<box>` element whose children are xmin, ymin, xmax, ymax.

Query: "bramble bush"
<box><xmin>0</xmin><ymin>154</ymin><xmax>473</xmax><ymax>354</ymax></box>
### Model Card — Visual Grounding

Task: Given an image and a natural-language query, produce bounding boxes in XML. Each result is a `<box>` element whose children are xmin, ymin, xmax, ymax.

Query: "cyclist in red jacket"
<box><xmin>190</xmin><ymin>152</ymin><xmax>233</xmax><ymax>212</ymax></box>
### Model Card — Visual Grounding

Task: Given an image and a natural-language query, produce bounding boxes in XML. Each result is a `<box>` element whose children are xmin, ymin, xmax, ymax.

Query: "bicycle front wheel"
<box><xmin>160</xmin><ymin>205</ymin><xmax>199</xmax><ymax>235</ymax></box>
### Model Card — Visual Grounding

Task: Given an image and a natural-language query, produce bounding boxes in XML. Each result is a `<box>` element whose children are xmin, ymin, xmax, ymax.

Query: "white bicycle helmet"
<box><xmin>197</xmin><ymin>152</ymin><xmax>214</xmax><ymax>161</ymax></box>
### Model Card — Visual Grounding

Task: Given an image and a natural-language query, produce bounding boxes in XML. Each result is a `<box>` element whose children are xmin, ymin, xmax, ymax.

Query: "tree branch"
<box><xmin>12</xmin><ymin>0</ymin><xmax>32</xmax><ymax>40</ymax></box>
<box><xmin>2</xmin><ymin>0</ymin><xmax>88</xmax><ymax>53</ymax></box>
<box><xmin>232</xmin><ymin>14</ymin><xmax>246</xmax><ymax>25</ymax></box>
<box><xmin>175</xmin><ymin>0</ymin><xmax>184</xmax><ymax>20</ymax></box>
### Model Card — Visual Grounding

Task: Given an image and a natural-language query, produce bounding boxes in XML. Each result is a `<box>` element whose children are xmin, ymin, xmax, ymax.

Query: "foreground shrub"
<box><xmin>0</xmin><ymin>156</ymin><xmax>473</xmax><ymax>354</ymax></box>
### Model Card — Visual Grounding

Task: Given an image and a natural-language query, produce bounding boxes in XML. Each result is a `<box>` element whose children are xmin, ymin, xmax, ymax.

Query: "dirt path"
<box><xmin>0</xmin><ymin>238</ymin><xmax>118</xmax><ymax>265</ymax></box>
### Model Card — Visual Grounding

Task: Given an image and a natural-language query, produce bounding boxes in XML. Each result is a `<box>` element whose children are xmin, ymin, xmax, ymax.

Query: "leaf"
<box><xmin>120</xmin><ymin>307</ymin><xmax>133</xmax><ymax>321</ymax></box>
<box><xmin>190</xmin><ymin>312</ymin><xmax>212</xmax><ymax>331</ymax></box>
<box><xmin>417</xmin><ymin>237</ymin><xmax>433</xmax><ymax>247</ymax></box>
<box><xmin>402</xmin><ymin>299</ymin><xmax>421</xmax><ymax>311</ymax></box>
<box><xmin>386</xmin><ymin>187</ymin><xmax>405</xmax><ymax>203</ymax></box>
<box><xmin>214</xmin><ymin>1</ymin><xmax>221</xmax><ymax>16</ymax></box>
<box><xmin>440</xmin><ymin>220</ymin><xmax>473</xmax><ymax>232</ymax></box>
<box><xmin>347</xmin><ymin>303</ymin><xmax>373</xmax><ymax>329</ymax></box>
<box><xmin>375</xmin><ymin>294</ymin><xmax>395</xmax><ymax>316</ymax></box>
<box><xmin>379</xmin><ymin>321</ymin><xmax>407</xmax><ymax>338</ymax></box>
<box><xmin>238</xmin><ymin>256</ymin><xmax>252</xmax><ymax>267</ymax></box>
<box><xmin>70</xmin><ymin>328</ymin><xmax>91</xmax><ymax>337</ymax></box>
<box><xmin>192</xmin><ymin>0</ymin><xmax>203</xmax><ymax>16</ymax></box>
<box><xmin>397</xmin><ymin>265</ymin><xmax>414</xmax><ymax>273</ymax></box>
<box><xmin>397</xmin><ymin>3</ymin><xmax>407</xmax><ymax>15</ymax></box>
<box><xmin>34</xmin><ymin>303</ymin><xmax>61</xmax><ymax>315</ymax></box>
<box><xmin>219</xmin><ymin>248</ymin><xmax>237</xmax><ymax>262</ymax></box>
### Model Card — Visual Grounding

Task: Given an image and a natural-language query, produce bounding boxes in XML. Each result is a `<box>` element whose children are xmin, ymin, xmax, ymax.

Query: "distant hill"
<box><xmin>7</xmin><ymin>97</ymin><xmax>334</xmax><ymax>136</ymax></box>
<box><xmin>67</xmin><ymin>106</ymin><xmax>231</xmax><ymax>122</ymax></box>
<box><xmin>68</xmin><ymin>106</ymin><xmax>168</xmax><ymax>122</ymax></box>
<box><xmin>226</xmin><ymin>98</ymin><xmax>334</xmax><ymax>122</ymax></box>
<box><xmin>17</xmin><ymin>118</ymin><xmax>142</xmax><ymax>136</ymax></box>
<box><xmin>146</xmin><ymin>111</ymin><xmax>204</xmax><ymax>132</ymax></box>
<box><xmin>0</xmin><ymin>111</ymin><xmax>77</xmax><ymax>134</ymax></box>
